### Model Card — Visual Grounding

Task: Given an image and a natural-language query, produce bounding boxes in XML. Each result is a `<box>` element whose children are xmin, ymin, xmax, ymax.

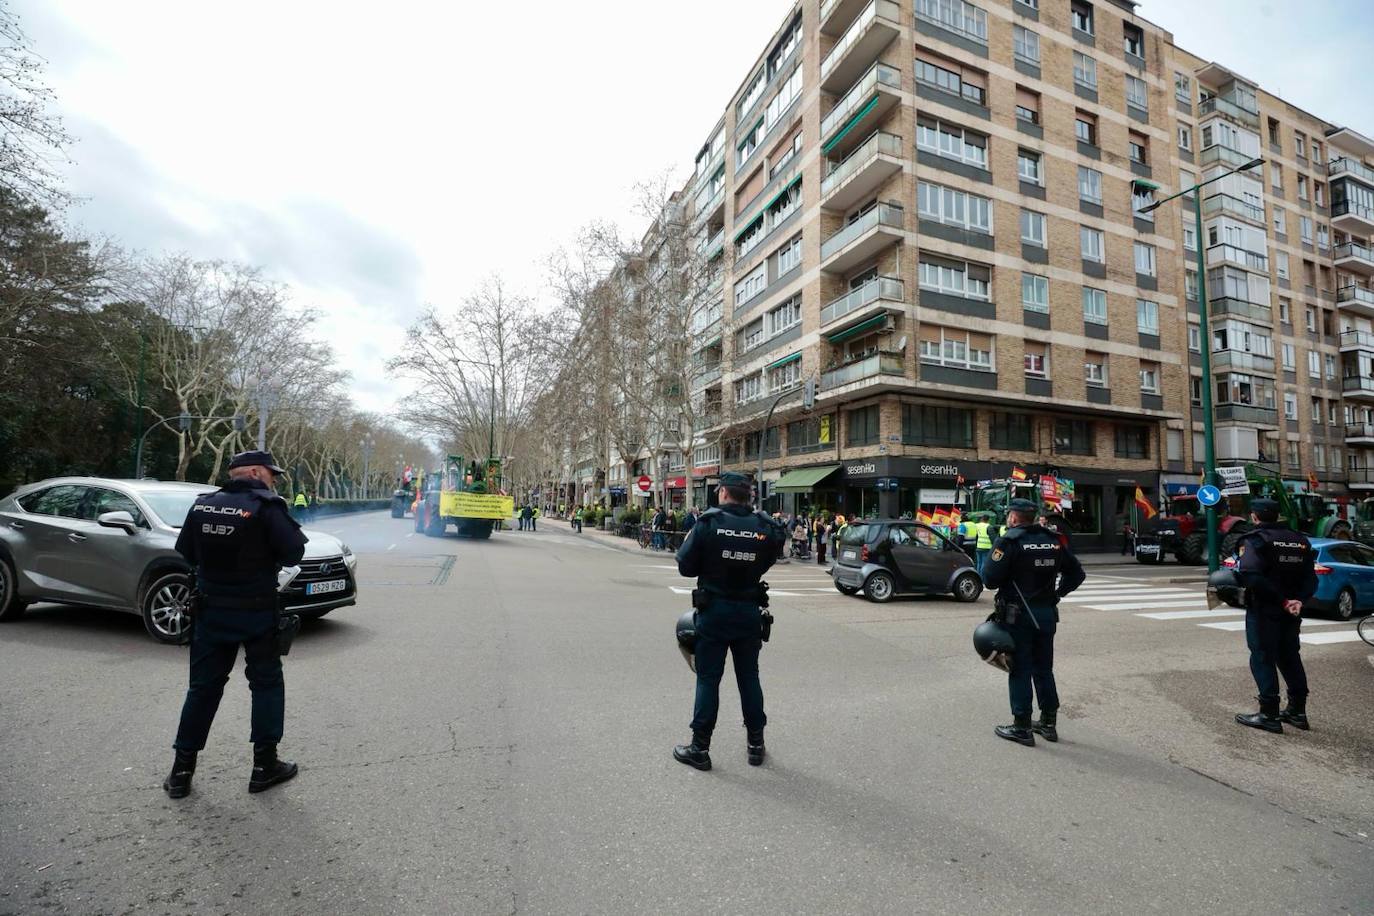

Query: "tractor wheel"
<box><xmin>1220</xmin><ymin>524</ymin><xmax>1251</xmax><ymax>561</ymax></box>
<box><xmin>1175</xmin><ymin>532</ymin><xmax>1205</xmax><ymax>566</ymax></box>
<box><xmin>425</xmin><ymin>508</ymin><xmax>446</xmax><ymax>538</ymax></box>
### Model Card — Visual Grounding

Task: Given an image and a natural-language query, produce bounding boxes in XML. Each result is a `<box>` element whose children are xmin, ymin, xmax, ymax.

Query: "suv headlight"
<box><xmin>341</xmin><ymin>542</ymin><xmax>357</xmax><ymax>570</ymax></box>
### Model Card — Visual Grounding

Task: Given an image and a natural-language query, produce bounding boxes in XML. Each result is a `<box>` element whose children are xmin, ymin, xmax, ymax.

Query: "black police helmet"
<box><xmin>973</xmin><ymin>618</ymin><xmax>1015</xmax><ymax>661</ymax></box>
<box><xmin>675</xmin><ymin>610</ymin><xmax>697</xmax><ymax>672</ymax></box>
<box><xmin>1207</xmin><ymin>567</ymin><xmax>1247</xmax><ymax>609</ymax></box>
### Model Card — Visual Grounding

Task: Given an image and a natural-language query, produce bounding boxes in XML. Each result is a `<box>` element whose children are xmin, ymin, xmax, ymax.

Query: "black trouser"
<box><xmin>1246</xmin><ymin>610</ymin><xmax>1307</xmax><ymax>704</ymax></box>
<box><xmin>1008</xmin><ymin>609</ymin><xmax>1058</xmax><ymax>718</ymax></box>
<box><xmin>690</xmin><ymin>599</ymin><xmax>766</xmax><ymax>737</ymax></box>
<box><xmin>174</xmin><ymin>606</ymin><xmax>283</xmax><ymax>751</ymax></box>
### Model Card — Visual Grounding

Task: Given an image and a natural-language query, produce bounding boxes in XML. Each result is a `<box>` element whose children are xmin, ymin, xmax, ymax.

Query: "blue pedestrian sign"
<box><xmin>1197</xmin><ymin>484</ymin><xmax>1222</xmax><ymax>507</ymax></box>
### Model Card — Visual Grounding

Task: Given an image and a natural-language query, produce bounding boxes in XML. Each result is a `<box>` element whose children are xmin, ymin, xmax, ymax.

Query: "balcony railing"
<box><xmin>821</xmin><ymin>351</ymin><xmax>905</xmax><ymax>389</ymax></box>
<box><xmin>1206</xmin><ymin>243</ymin><xmax>1268</xmax><ymax>271</ymax></box>
<box><xmin>821</xmin><ymin>276</ymin><xmax>904</xmax><ymax>326</ymax></box>
<box><xmin>693</xmin><ymin>364</ymin><xmax>722</xmax><ymax>387</ymax></box>
<box><xmin>822</xmin><ymin>131</ymin><xmax>903</xmax><ymax>198</ymax></box>
<box><xmin>694</xmin><ymin>186</ymin><xmax>724</xmax><ymax>224</ymax></box>
<box><xmin>1338</xmin><ymin>285</ymin><xmax>1374</xmax><ymax>308</ymax></box>
<box><xmin>1346</xmin><ymin>423</ymin><xmax>1374</xmax><ymax>440</ymax></box>
<box><xmin>1335</xmin><ymin>241</ymin><xmax>1374</xmax><ymax>266</ymax></box>
<box><xmin>1345</xmin><ymin>468</ymin><xmax>1374</xmax><ymax>484</ymax></box>
<box><xmin>821</xmin><ymin>62</ymin><xmax>902</xmax><ymax>139</ymax></box>
<box><xmin>697</xmin><ymin>227</ymin><xmax>724</xmax><ymax>255</ymax></box>
<box><xmin>1198</xmin><ymin>95</ymin><xmax>1259</xmax><ymax>129</ymax></box>
<box><xmin>1215</xmin><ymin>404</ymin><xmax>1278</xmax><ymax>424</ymax></box>
<box><xmin>1211</xmin><ymin>349</ymin><xmax>1276</xmax><ymax>374</ymax></box>
<box><xmin>821</xmin><ymin>202</ymin><xmax>904</xmax><ymax>261</ymax></box>
<box><xmin>1342</xmin><ymin>375</ymin><xmax>1374</xmax><ymax>395</ymax></box>
<box><xmin>821</xmin><ymin>0</ymin><xmax>900</xmax><ymax>86</ymax></box>
<box><xmin>1210</xmin><ymin>297</ymin><xmax>1273</xmax><ymax>324</ymax></box>
<box><xmin>1199</xmin><ymin>143</ymin><xmax>1258</xmax><ymax>170</ymax></box>
<box><xmin>1330</xmin><ymin>157</ymin><xmax>1374</xmax><ymax>186</ymax></box>
<box><xmin>1341</xmin><ymin>330</ymin><xmax>1374</xmax><ymax>351</ymax></box>
<box><xmin>1333</xmin><ymin>199</ymin><xmax>1374</xmax><ymax>225</ymax></box>
<box><xmin>1203</xmin><ymin>192</ymin><xmax>1265</xmax><ymax>224</ymax></box>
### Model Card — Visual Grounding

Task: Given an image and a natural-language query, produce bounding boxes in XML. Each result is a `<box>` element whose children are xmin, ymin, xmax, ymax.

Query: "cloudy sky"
<box><xmin>16</xmin><ymin>0</ymin><xmax>1374</xmax><ymax>412</ymax></box>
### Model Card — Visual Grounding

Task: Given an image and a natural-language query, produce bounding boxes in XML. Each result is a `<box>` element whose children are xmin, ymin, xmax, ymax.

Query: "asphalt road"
<box><xmin>2</xmin><ymin>511</ymin><xmax>1371</xmax><ymax>915</ymax></box>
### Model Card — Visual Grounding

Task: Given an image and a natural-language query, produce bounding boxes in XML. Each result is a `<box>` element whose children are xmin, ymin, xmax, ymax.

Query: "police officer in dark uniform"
<box><xmin>672</xmin><ymin>471</ymin><xmax>786</xmax><ymax>771</ymax></box>
<box><xmin>1232</xmin><ymin>498</ymin><xmax>1318</xmax><ymax>733</ymax></box>
<box><xmin>981</xmin><ymin>498</ymin><xmax>1085</xmax><ymax>746</ymax></box>
<box><xmin>162</xmin><ymin>450</ymin><xmax>308</xmax><ymax>798</ymax></box>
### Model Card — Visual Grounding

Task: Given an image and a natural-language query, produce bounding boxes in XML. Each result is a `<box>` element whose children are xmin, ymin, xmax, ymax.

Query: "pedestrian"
<box><xmin>973</xmin><ymin>514</ymin><xmax>994</xmax><ymax>573</ymax></box>
<box><xmin>981</xmin><ymin>498</ymin><xmax>1085</xmax><ymax>746</ymax></box>
<box><xmin>815</xmin><ymin>517</ymin><xmax>829</xmax><ymax>566</ymax></box>
<box><xmin>293</xmin><ymin>490</ymin><xmax>308</xmax><ymax>521</ymax></box>
<box><xmin>531</xmin><ymin>504</ymin><xmax>539</xmax><ymax>532</ymax></box>
<box><xmin>683</xmin><ymin>507</ymin><xmax>698</xmax><ymax>534</ymax></box>
<box><xmin>652</xmin><ymin>506</ymin><xmax>668</xmax><ymax>551</ymax></box>
<box><xmin>1233</xmin><ymin>498</ymin><xmax>1318</xmax><ymax>733</ymax></box>
<box><xmin>1121</xmin><ymin>520</ymin><xmax>1135</xmax><ymax>556</ymax></box>
<box><xmin>790</xmin><ymin>514</ymin><xmax>807</xmax><ymax>558</ymax></box>
<box><xmin>672</xmin><ymin>471</ymin><xmax>787</xmax><ymax>770</ymax></box>
<box><xmin>163</xmin><ymin>450</ymin><xmax>307</xmax><ymax>798</ymax></box>
<box><xmin>573</xmin><ymin>506</ymin><xmax>583</xmax><ymax>533</ymax></box>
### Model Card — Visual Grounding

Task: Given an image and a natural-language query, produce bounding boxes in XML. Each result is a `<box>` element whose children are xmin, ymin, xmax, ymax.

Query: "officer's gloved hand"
<box><xmin>987</xmin><ymin>651</ymin><xmax>1012</xmax><ymax>673</ymax></box>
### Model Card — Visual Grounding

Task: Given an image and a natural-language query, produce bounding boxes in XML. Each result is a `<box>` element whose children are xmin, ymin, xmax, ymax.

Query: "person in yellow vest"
<box><xmin>973</xmin><ymin>514</ymin><xmax>995</xmax><ymax>573</ymax></box>
<box><xmin>293</xmin><ymin>491</ymin><xmax>309</xmax><ymax>521</ymax></box>
<box><xmin>531</xmin><ymin>504</ymin><xmax>539</xmax><ymax>532</ymax></box>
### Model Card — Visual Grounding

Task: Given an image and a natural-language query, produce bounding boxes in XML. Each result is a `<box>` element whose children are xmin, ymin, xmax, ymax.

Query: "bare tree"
<box><xmin>0</xmin><ymin>4</ymin><xmax>72</xmax><ymax>207</ymax></box>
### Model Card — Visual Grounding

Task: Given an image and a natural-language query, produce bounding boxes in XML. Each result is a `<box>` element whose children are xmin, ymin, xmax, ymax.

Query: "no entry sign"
<box><xmin>636</xmin><ymin>475</ymin><xmax>653</xmax><ymax>493</ymax></box>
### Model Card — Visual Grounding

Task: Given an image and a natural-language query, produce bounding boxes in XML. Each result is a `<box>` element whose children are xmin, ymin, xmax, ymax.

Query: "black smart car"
<box><xmin>830</xmin><ymin>519</ymin><xmax>982</xmax><ymax>603</ymax></box>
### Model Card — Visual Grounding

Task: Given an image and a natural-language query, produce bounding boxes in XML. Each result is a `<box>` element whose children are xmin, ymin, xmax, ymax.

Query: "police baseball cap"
<box><xmin>1008</xmin><ymin>498</ymin><xmax>1038</xmax><ymax>513</ymax></box>
<box><xmin>228</xmin><ymin>449</ymin><xmax>286</xmax><ymax>475</ymax></box>
<box><xmin>1251</xmin><ymin>497</ymin><xmax>1280</xmax><ymax>522</ymax></box>
<box><xmin>720</xmin><ymin>471</ymin><xmax>753</xmax><ymax>488</ymax></box>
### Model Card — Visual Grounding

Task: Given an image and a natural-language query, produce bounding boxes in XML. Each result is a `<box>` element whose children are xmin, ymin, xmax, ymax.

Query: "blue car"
<box><xmin>1225</xmin><ymin>537</ymin><xmax>1374</xmax><ymax>620</ymax></box>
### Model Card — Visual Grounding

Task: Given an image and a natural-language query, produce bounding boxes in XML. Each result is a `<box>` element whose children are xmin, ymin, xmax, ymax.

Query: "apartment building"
<box><xmin>642</xmin><ymin>0</ymin><xmax>1374</xmax><ymax>550</ymax></box>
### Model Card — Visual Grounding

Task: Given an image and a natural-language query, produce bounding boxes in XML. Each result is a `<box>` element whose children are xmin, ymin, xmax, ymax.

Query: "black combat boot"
<box><xmin>746</xmin><ymin>729</ymin><xmax>766</xmax><ymax>766</ymax></box>
<box><xmin>1235</xmin><ymin>697</ymin><xmax>1283</xmax><ymax>734</ymax></box>
<box><xmin>162</xmin><ymin>750</ymin><xmax>196</xmax><ymax>799</ymax></box>
<box><xmin>1032</xmin><ymin>710</ymin><xmax>1058</xmax><ymax>743</ymax></box>
<box><xmin>1279</xmin><ymin>695</ymin><xmax>1310</xmax><ymax>731</ymax></box>
<box><xmin>248</xmin><ymin>742</ymin><xmax>299</xmax><ymax>793</ymax></box>
<box><xmin>672</xmin><ymin>733</ymin><xmax>712</xmax><ymax>771</ymax></box>
<box><xmin>995</xmin><ymin>714</ymin><xmax>1036</xmax><ymax>747</ymax></box>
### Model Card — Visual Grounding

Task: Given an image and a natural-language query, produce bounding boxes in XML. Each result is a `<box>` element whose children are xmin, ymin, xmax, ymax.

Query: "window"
<box><xmin>1314</xmin><ymin>181</ymin><xmax>1325</xmax><ymax>207</ymax></box>
<box><xmin>1267</xmin><ymin>117</ymin><xmax>1280</xmax><ymax>146</ymax></box>
<box><xmin>1275</xmin><ymin>251</ymin><xmax>1289</xmax><ymax>280</ymax></box>
<box><xmin>1271</xmin><ymin>161</ymin><xmax>1282</xmax><ymax>191</ymax></box>
<box><xmin>736</xmin><ymin>216</ymin><xmax>764</xmax><ymax>258</ymax></box>
<box><xmin>1022</xmin><ymin>273</ymin><xmax>1049</xmax><ymax>312</ymax></box>
<box><xmin>768</xmin><ymin>357</ymin><xmax>801</xmax><ymax>393</ymax></box>
<box><xmin>915</xmin><ymin>0</ymin><xmax>989</xmax><ymax>44</ymax></box>
<box><xmin>1188</xmin><ymin>326</ymin><xmax>1201</xmax><ymax>352</ymax></box>
<box><xmin>1279</xmin><ymin>298</ymin><xmax>1291</xmax><ymax>323</ymax></box>
<box><xmin>1055</xmin><ymin>419</ymin><xmax>1095</xmax><ymax>455</ymax></box>
<box><xmin>1134</xmin><ymin>242</ymin><xmax>1157</xmax><ymax>277</ymax></box>
<box><xmin>903</xmin><ymin>404</ymin><xmax>974</xmax><ymax>447</ymax></box>
<box><xmin>1015</xmin><ymin>86</ymin><xmax>1041</xmax><ymax>124</ymax></box>
<box><xmin>766</xmin><ymin>14</ymin><xmax>801</xmax><ymax>78</ymax></box>
<box><xmin>1129</xmin><ymin>131</ymin><xmax>1148</xmax><ymax>165</ymax></box>
<box><xmin>1073</xmin><ymin>51</ymin><xmax>1097</xmax><ymax>89</ymax></box>
<box><xmin>738</xmin><ymin>69</ymin><xmax>766</xmax><ymax>120</ymax></box>
<box><xmin>1191</xmin><ymin>377</ymin><xmax>1203</xmax><ymax>406</ymax></box>
<box><xmin>990</xmin><ymin>412</ymin><xmax>1034</xmax><ymax>449</ymax></box>
<box><xmin>1177</xmin><ymin>125</ymin><xmax>1192</xmax><ymax>151</ymax></box>
<box><xmin>1283</xmin><ymin>392</ymin><xmax>1297</xmax><ymax>420</ymax></box>
<box><xmin>768</xmin><ymin>180</ymin><xmax>800</xmax><ymax>224</ymax></box>
<box><xmin>1078</xmin><ymin>166</ymin><xmax>1102</xmax><ymax>203</ymax></box>
<box><xmin>847</xmin><ymin>404</ymin><xmax>881</xmax><ymax>446</ymax></box>
<box><xmin>787</xmin><ymin>415</ymin><xmax>832</xmax><ymax>453</ymax></box>
<box><xmin>1314</xmin><ymin>443</ymin><xmax>1326</xmax><ymax>470</ymax></box>
<box><xmin>1020</xmin><ymin>209</ymin><xmax>1046</xmax><ymax>246</ymax></box>
<box><xmin>1137</xmin><ymin>299</ymin><xmax>1159</xmax><ymax>334</ymax></box>
<box><xmin>1083</xmin><ymin>287</ymin><xmax>1107</xmax><ymax>324</ymax></box>
<box><xmin>734</xmin><ymin>263</ymin><xmax>766</xmax><ymax>305</ymax></box>
<box><xmin>1125</xmin><ymin>75</ymin><xmax>1148</xmax><ymax>112</ymax></box>
<box><xmin>1139</xmin><ymin>364</ymin><xmax>1160</xmax><ymax>394</ymax></box>
<box><xmin>1071</xmin><ymin>1</ymin><xmax>1094</xmax><ymax>35</ymax></box>
<box><xmin>775</xmin><ymin>234</ymin><xmax>802</xmax><ymax>275</ymax></box>
<box><xmin>918</xmin><ymin>182</ymin><xmax>993</xmax><ymax>233</ymax></box>
<box><xmin>1308</xmin><ymin>349</ymin><xmax>1320</xmax><ymax>378</ymax></box>
<box><xmin>1167</xmin><ymin>428</ymin><xmax>1183</xmax><ymax>461</ymax></box>
<box><xmin>1216</xmin><ymin>372</ymin><xmax>1275</xmax><ymax>410</ymax></box>
<box><xmin>1018</xmin><ymin>148</ymin><xmax>1042</xmax><ymax>184</ymax></box>
<box><xmin>1281</xmin><ymin>343</ymin><xmax>1296</xmax><ymax>370</ymax></box>
<box><xmin>1174</xmin><ymin>71</ymin><xmax>1191</xmax><ymax>102</ymax></box>
<box><xmin>1182</xmin><ymin>222</ymin><xmax>1197</xmax><ymax>251</ymax></box>
<box><xmin>1075</xmin><ymin>112</ymin><xmax>1097</xmax><ymax>146</ymax></box>
<box><xmin>1311</xmin><ymin>396</ymin><xmax>1322</xmax><ymax>423</ymax></box>
<box><xmin>1123</xmin><ymin>23</ymin><xmax>1144</xmax><ymax>58</ymax></box>
<box><xmin>1185</xmin><ymin>269</ymin><xmax>1198</xmax><ymax>300</ymax></box>
<box><xmin>1273</xmin><ymin>207</ymin><xmax>1286</xmax><ymax>235</ymax></box>
<box><xmin>17</xmin><ymin>484</ymin><xmax>86</xmax><ymax>517</ymax></box>
<box><xmin>1297</xmin><ymin>175</ymin><xmax>1309</xmax><ymax>201</ymax></box>
<box><xmin>1080</xmin><ymin>226</ymin><xmax>1105</xmax><ymax>263</ymax></box>
<box><xmin>1300</xmin><ymin>215</ymin><xmax>1313</xmax><ymax>244</ymax></box>
<box><xmin>739</xmin><ymin>317</ymin><xmax>765</xmax><ymax>351</ymax></box>
<box><xmin>917</xmin><ymin>116</ymin><xmax>989</xmax><ymax>169</ymax></box>
<box><xmin>916</xmin><ymin>53</ymin><xmax>987</xmax><ymax>106</ymax></box>
<box><xmin>737</xmin><ymin>119</ymin><xmax>763</xmax><ymax>169</ymax></box>
<box><xmin>1305</xmin><ymin>306</ymin><xmax>1316</xmax><ymax>332</ymax></box>
<box><xmin>1180</xmin><ymin>167</ymin><xmax>1197</xmax><ymax>198</ymax></box>
<box><xmin>735</xmin><ymin>371</ymin><xmax>762</xmax><ymax>405</ymax></box>
<box><xmin>1317</xmin><ymin>224</ymin><xmax>1330</xmax><ymax>250</ymax></box>
<box><xmin>763</xmin><ymin>67</ymin><xmax>803</xmax><ymax>133</ymax></box>
<box><xmin>1023</xmin><ymin>342</ymin><xmax>1048</xmax><ymax>378</ymax></box>
<box><xmin>919</xmin><ymin>256</ymin><xmax>991</xmax><ymax>299</ymax></box>
<box><xmin>765</xmin><ymin>295</ymin><xmax>801</xmax><ymax>336</ymax></box>
<box><xmin>1294</xmin><ymin>131</ymin><xmax>1307</xmax><ymax>160</ymax></box>
<box><xmin>1326</xmin><ymin>353</ymin><xmax>1337</xmax><ymax>380</ymax></box>
<box><xmin>1115</xmin><ymin>425</ymin><xmax>1150</xmax><ymax>459</ymax></box>
<box><xmin>1286</xmin><ymin>440</ymin><xmax>1299</xmax><ymax>467</ymax></box>
<box><xmin>1013</xmin><ymin>25</ymin><xmax>1040</xmax><ymax>64</ymax></box>
<box><xmin>918</xmin><ymin>325</ymin><xmax>994</xmax><ymax>371</ymax></box>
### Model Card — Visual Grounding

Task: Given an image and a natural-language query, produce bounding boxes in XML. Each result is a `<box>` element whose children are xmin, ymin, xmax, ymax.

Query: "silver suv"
<box><xmin>0</xmin><ymin>477</ymin><xmax>358</xmax><ymax>643</ymax></box>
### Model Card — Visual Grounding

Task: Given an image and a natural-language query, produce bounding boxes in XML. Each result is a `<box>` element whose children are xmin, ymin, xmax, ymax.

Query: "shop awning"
<box><xmin>825</xmin><ymin>314</ymin><xmax>887</xmax><ymax>344</ymax></box>
<box><xmin>774</xmin><ymin>464</ymin><xmax>841</xmax><ymax>492</ymax></box>
<box><xmin>766</xmin><ymin>351</ymin><xmax>801</xmax><ymax>370</ymax></box>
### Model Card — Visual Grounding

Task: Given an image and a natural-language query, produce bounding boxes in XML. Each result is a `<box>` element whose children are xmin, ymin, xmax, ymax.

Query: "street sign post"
<box><xmin>1197</xmin><ymin>484</ymin><xmax>1222</xmax><ymax>507</ymax></box>
<box><xmin>636</xmin><ymin>475</ymin><xmax>652</xmax><ymax>494</ymax></box>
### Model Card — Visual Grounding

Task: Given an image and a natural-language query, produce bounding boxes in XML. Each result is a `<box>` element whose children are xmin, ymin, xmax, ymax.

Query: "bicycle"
<box><xmin>638</xmin><ymin>525</ymin><xmax>653</xmax><ymax>550</ymax></box>
<box><xmin>1358</xmin><ymin>614</ymin><xmax>1374</xmax><ymax>648</ymax></box>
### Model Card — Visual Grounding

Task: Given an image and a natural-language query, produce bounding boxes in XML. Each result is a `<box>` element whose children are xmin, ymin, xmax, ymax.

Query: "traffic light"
<box><xmin>803</xmin><ymin>376</ymin><xmax>817</xmax><ymax>410</ymax></box>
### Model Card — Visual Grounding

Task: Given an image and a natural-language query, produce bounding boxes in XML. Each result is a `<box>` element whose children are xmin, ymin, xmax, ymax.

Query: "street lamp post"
<box><xmin>1139</xmin><ymin>155</ymin><xmax>1264</xmax><ymax>572</ymax></box>
<box><xmin>360</xmin><ymin>437</ymin><xmax>375</xmax><ymax>499</ymax></box>
<box><xmin>135</xmin><ymin>413</ymin><xmax>246</xmax><ymax>479</ymax></box>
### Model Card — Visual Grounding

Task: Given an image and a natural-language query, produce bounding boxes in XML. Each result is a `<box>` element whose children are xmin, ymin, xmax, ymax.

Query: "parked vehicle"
<box><xmin>0</xmin><ymin>477</ymin><xmax>358</xmax><ymax>644</ymax></box>
<box><xmin>1223</xmin><ymin>537</ymin><xmax>1373</xmax><ymax>620</ymax></box>
<box><xmin>831</xmin><ymin>519</ymin><xmax>982</xmax><ymax>603</ymax></box>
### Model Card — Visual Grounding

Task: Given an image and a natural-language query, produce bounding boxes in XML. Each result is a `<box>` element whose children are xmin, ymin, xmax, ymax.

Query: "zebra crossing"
<box><xmin>1068</xmin><ymin>576</ymin><xmax>1368</xmax><ymax>646</ymax></box>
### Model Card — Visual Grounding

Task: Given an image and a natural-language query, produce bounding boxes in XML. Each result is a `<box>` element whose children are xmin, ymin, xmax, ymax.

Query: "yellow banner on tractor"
<box><xmin>440</xmin><ymin>491</ymin><xmax>514</xmax><ymax>520</ymax></box>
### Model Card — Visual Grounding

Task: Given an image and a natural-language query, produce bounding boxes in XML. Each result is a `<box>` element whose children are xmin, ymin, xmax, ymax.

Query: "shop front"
<box><xmin>665</xmin><ymin>476</ymin><xmax>687</xmax><ymax>510</ymax></box>
<box><xmin>692</xmin><ymin>466</ymin><xmax>719</xmax><ymax>510</ymax></box>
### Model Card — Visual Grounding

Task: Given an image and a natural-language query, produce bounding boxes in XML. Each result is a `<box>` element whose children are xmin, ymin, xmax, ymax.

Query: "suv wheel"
<box><xmin>952</xmin><ymin>571</ymin><xmax>983</xmax><ymax>603</ymax></box>
<box><xmin>1336</xmin><ymin>587</ymin><xmax>1356</xmax><ymax>621</ymax></box>
<box><xmin>864</xmin><ymin>571</ymin><xmax>895</xmax><ymax>603</ymax></box>
<box><xmin>141</xmin><ymin>571</ymin><xmax>192</xmax><ymax>645</ymax></box>
<box><xmin>0</xmin><ymin>554</ymin><xmax>29</xmax><ymax>622</ymax></box>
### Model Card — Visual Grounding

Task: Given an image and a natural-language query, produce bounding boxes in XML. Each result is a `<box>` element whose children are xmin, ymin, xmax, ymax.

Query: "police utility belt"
<box><xmin>691</xmin><ymin>581</ymin><xmax>774</xmax><ymax>642</ymax></box>
<box><xmin>186</xmin><ymin>589</ymin><xmax>301</xmax><ymax>656</ymax></box>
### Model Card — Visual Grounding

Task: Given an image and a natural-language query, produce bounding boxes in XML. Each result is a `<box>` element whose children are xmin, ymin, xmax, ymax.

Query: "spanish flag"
<box><xmin>1010</xmin><ymin>467</ymin><xmax>1028</xmax><ymax>481</ymax></box>
<box><xmin>1133</xmin><ymin>486</ymin><xmax>1157</xmax><ymax>519</ymax></box>
<box><xmin>1307</xmin><ymin>471</ymin><xmax>1319</xmax><ymax>492</ymax></box>
<box><xmin>917</xmin><ymin>509</ymin><xmax>933</xmax><ymax>525</ymax></box>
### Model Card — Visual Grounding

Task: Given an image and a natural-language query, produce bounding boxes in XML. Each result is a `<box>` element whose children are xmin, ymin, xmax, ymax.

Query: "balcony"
<box><xmin>1337</xmin><ymin>284</ymin><xmax>1374</xmax><ymax>318</ymax></box>
<box><xmin>1211</xmin><ymin>349</ymin><xmax>1276</xmax><ymax>375</ymax></box>
<box><xmin>822</xmin><ymin>131</ymin><xmax>904</xmax><ymax>211</ymax></box>
<box><xmin>697</xmin><ymin>227</ymin><xmax>724</xmax><ymax>260</ymax></box>
<box><xmin>1330</xmin><ymin>157</ymin><xmax>1374</xmax><ymax>187</ymax></box>
<box><xmin>821</xmin><ymin>62</ymin><xmax>902</xmax><ymax>157</ymax></box>
<box><xmin>1341</xmin><ymin>329</ymin><xmax>1374</xmax><ymax>352</ymax></box>
<box><xmin>821</xmin><ymin>275</ymin><xmax>905</xmax><ymax>333</ymax></box>
<box><xmin>692</xmin><ymin>364</ymin><xmax>722</xmax><ymax>390</ymax></box>
<box><xmin>820</xmin><ymin>0</ymin><xmax>900</xmax><ymax>94</ymax></box>
<box><xmin>1199</xmin><ymin>142</ymin><xmax>1258</xmax><ymax>170</ymax></box>
<box><xmin>1202</xmin><ymin>192</ymin><xmax>1265</xmax><ymax>225</ymax></box>
<box><xmin>820</xmin><ymin>0</ymin><xmax>871</xmax><ymax>35</ymax></box>
<box><xmin>1343</xmin><ymin>375</ymin><xmax>1374</xmax><ymax>401</ymax></box>
<box><xmin>1332</xmin><ymin>198</ymin><xmax>1374</xmax><ymax>235</ymax></box>
<box><xmin>820</xmin><ymin>202</ymin><xmax>905</xmax><ymax>274</ymax></box>
<box><xmin>694</xmin><ymin>185</ymin><xmax>724</xmax><ymax>228</ymax></box>
<box><xmin>1346</xmin><ymin>468</ymin><xmax>1374</xmax><ymax>488</ymax></box>
<box><xmin>1214</xmin><ymin>404</ymin><xmax>1278</xmax><ymax>425</ymax></box>
<box><xmin>1206</xmin><ymin>243</ymin><xmax>1268</xmax><ymax>272</ymax></box>
<box><xmin>820</xmin><ymin>351</ymin><xmax>905</xmax><ymax>390</ymax></box>
<box><xmin>1198</xmin><ymin>95</ymin><xmax>1260</xmax><ymax>130</ymax></box>
<box><xmin>1210</xmin><ymin>297</ymin><xmax>1273</xmax><ymax>324</ymax></box>
<box><xmin>1335</xmin><ymin>241</ymin><xmax>1374</xmax><ymax>275</ymax></box>
<box><xmin>1346</xmin><ymin>423</ymin><xmax>1374</xmax><ymax>445</ymax></box>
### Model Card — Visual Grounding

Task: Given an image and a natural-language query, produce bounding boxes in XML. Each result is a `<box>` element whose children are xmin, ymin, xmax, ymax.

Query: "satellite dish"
<box><xmin>895</xmin><ymin>335</ymin><xmax>908</xmax><ymax>352</ymax></box>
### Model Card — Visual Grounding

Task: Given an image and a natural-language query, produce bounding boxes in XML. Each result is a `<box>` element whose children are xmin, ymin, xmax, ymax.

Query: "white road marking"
<box><xmin>1137</xmin><ymin>609</ymin><xmax>1245</xmax><ymax>620</ymax></box>
<box><xmin>1301</xmin><ymin>630</ymin><xmax>1368</xmax><ymax>645</ymax></box>
<box><xmin>387</xmin><ymin>544</ymin><xmax>396</xmax><ymax>551</ymax></box>
<box><xmin>1082</xmin><ymin>599</ymin><xmax>1214</xmax><ymax>611</ymax></box>
<box><xmin>1061</xmin><ymin>590</ymin><xmax>1198</xmax><ymax>602</ymax></box>
<box><xmin>1200</xmin><ymin>619</ymin><xmax>1345</xmax><ymax>632</ymax></box>
<box><xmin>406</xmin><ymin>532</ymin><xmax>416</xmax><ymax>539</ymax></box>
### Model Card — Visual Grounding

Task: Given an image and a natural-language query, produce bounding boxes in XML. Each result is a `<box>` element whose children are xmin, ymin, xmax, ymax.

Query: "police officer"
<box><xmin>1233</xmin><ymin>498</ymin><xmax>1318</xmax><ymax>733</ymax></box>
<box><xmin>981</xmin><ymin>498</ymin><xmax>1085</xmax><ymax>746</ymax></box>
<box><xmin>672</xmin><ymin>471</ymin><xmax>787</xmax><ymax>771</ymax></box>
<box><xmin>162</xmin><ymin>450</ymin><xmax>308</xmax><ymax>798</ymax></box>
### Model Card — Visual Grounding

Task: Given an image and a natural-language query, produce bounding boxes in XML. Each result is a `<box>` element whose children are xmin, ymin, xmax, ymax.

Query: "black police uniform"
<box><xmin>1233</xmin><ymin>518</ymin><xmax>1318</xmax><ymax>732</ymax></box>
<box><xmin>673</xmin><ymin>499</ymin><xmax>786</xmax><ymax>768</ymax></box>
<box><xmin>166</xmin><ymin>457</ymin><xmax>306</xmax><ymax>796</ymax></box>
<box><xmin>981</xmin><ymin>512</ymin><xmax>1085</xmax><ymax>745</ymax></box>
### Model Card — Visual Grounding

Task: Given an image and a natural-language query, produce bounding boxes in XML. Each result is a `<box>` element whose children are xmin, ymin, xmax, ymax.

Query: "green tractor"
<box><xmin>969</xmin><ymin>475</ymin><xmax>1071</xmax><ymax>534</ymax></box>
<box><xmin>413</xmin><ymin>455</ymin><xmax>514</xmax><ymax>539</ymax></box>
<box><xmin>1212</xmin><ymin>465</ymin><xmax>1352</xmax><ymax>558</ymax></box>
